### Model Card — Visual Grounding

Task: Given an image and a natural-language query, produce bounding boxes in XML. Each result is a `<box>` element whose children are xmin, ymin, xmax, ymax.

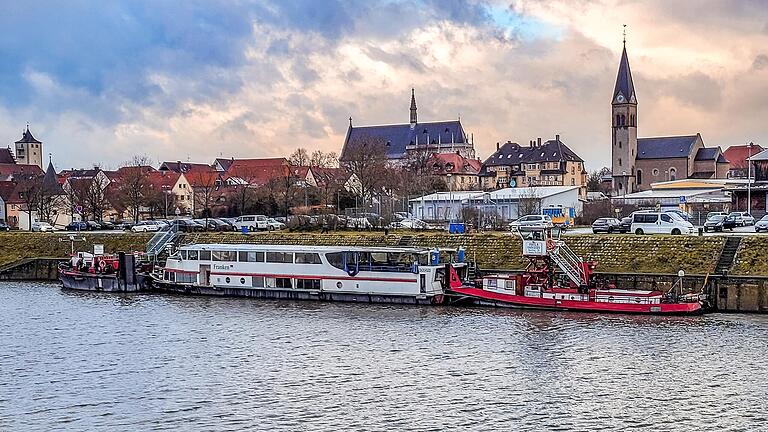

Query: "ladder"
<box><xmin>146</xmin><ymin>224</ymin><xmax>179</xmax><ymax>256</ymax></box>
<box><xmin>548</xmin><ymin>240</ymin><xmax>587</xmax><ymax>287</ymax></box>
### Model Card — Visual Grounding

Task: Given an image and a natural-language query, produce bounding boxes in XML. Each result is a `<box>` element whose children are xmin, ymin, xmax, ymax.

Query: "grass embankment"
<box><xmin>0</xmin><ymin>232</ymin><xmax>152</xmax><ymax>268</ymax></box>
<box><xmin>731</xmin><ymin>237</ymin><xmax>768</xmax><ymax>276</ymax></box>
<box><xmin>0</xmin><ymin>231</ymin><xmax>730</xmax><ymax>275</ymax></box>
<box><xmin>178</xmin><ymin>231</ymin><xmax>726</xmax><ymax>275</ymax></box>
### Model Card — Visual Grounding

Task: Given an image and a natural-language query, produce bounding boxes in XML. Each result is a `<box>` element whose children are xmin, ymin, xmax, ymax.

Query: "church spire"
<box><xmin>613</xmin><ymin>28</ymin><xmax>636</xmax><ymax>105</ymax></box>
<box><xmin>409</xmin><ymin>88</ymin><xmax>417</xmax><ymax>125</ymax></box>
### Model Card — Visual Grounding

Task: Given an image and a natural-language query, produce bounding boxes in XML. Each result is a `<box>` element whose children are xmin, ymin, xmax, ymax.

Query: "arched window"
<box><xmin>620</xmin><ymin>115</ymin><xmax>626</xmax><ymax>126</ymax></box>
<box><xmin>619</xmin><ymin>141</ymin><xmax>622</xmax><ymax>149</ymax></box>
<box><xmin>636</xmin><ymin>169</ymin><xmax>642</xmax><ymax>185</ymax></box>
<box><xmin>616</xmin><ymin>114</ymin><xmax>620</xmax><ymax>126</ymax></box>
<box><xmin>652</xmin><ymin>168</ymin><xmax>659</xmax><ymax>176</ymax></box>
<box><xmin>630</xmin><ymin>114</ymin><xmax>635</xmax><ymax>126</ymax></box>
<box><xmin>669</xmin><ymin>167</ymin><xmax>677</xmax><ymax>181</ymax></box>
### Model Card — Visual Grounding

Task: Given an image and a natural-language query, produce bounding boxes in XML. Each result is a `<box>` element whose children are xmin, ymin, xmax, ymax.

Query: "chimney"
<box><xmin>537</xmin><ymin>137</ymin><xmax>542</xmax><ymax>147</ymax></box>
<box><xmin>496</xmin><ymin>142</ymin><xmax>500</xmax><ymax>151</ymax></box>
<box><xmin>530</xmin><ymin>140</ymin><xmax>534</xmax><ymax>148</ymax></box>
<box><xmin>555</xmin><ymin>134</ymin><xmax>560</xmax><ymax>143</ymax></box>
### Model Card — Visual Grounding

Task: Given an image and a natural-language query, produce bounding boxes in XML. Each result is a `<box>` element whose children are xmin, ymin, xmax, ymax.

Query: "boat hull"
<box><xmin>151</xmin><ymin>279</ymin><xmax>443</xmax><ymax>305</ymax></box>
<box><xmin>59</xmin><ymin>269</ymin><xmax>143</xmax><ymax>293</ymax></box>
<box><xmin>449</xmin><ymin>286</ymin><xmax>702</xmax><ymax>315</ymax></box>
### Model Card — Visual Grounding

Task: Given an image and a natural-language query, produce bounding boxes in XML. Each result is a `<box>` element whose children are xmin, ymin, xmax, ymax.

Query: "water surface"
<box><xmin>1</xmin><ymin>282</ymin><xmax>766</xmax><ymax>431</ymax></box>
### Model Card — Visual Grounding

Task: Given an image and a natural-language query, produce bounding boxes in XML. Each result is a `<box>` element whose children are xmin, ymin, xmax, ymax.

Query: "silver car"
<box><xmin>755</xmin><ymin>215</ymin><xmax>768</xmax><ymax>232</ymax></box>
<box><xmin>509</xmin><ymin>214</ymin><xmax>554</xmax><ymax>231</ymax></box>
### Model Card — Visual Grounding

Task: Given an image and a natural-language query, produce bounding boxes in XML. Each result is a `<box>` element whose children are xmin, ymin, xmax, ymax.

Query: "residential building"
<box><xmin>0</xmin><ymin>147</ymin><xmax>15</xmax><ymax>164</ymax></box>
<box><xmin>425</xmin><ymin>152</ymin><xmax>481</xmax><ymax>191</ymax></box>
<box><xmin>610</xmin><ymin>40</ymin><xmax>729</xmax><ymax>194</ymax></box>
<box><xmin>723</xmin><ymin>144</ymin><xmax>764</xmax><ymax>178</ymax></box>
<box><xmin>480</xmin><ymin>136</ymin><xmax>587</xmax><ymax>198</ymax></box>
<box><xmin>340</xmin><ymin>89</ymin><xmax>475</xmax><ymax>163</ymax></box>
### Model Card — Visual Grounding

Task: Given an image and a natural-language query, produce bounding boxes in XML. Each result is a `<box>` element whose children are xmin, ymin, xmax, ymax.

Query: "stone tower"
<box><xmin>14</xmin><ymin>125</ymin><xmax>44</xmax><ymax>169</ymax></box>
<box><xmin>611</xmin><ymin>42</ymin><xmax>638</xmax><ymax>196</ymax></box>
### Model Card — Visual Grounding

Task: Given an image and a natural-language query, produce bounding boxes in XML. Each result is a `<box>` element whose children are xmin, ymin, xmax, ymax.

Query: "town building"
<box><xmin>13</xmin><ymin>126</ymin><xmax>44</xmax><ymax>169</ymax></box>
<box><xmin>610</xmin><ymin>41</ymin><xmax>728</xmax><ymax>195</ymax></box>
<box><xmin>480</xmin><ymin>136</ymin><xmax>587</xmax><ymax>198</ymax></box>
<box><xmin>425</xmin><ymin>152</ymin><xmax>482</xmax><ymax>191</ymax></box>
<box><xmin>723</xmin><ymin>144</ymin><xmax>764</xmax><ymax>178</ymax></box>
<box><xmin>340</xmin><ymin>89</ymin><xmax>476</xmax><ymax>163</ymax></box>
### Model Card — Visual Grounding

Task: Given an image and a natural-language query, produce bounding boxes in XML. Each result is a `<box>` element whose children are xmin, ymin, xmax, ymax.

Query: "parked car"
<box><xmin>31</xmin><ymin>222</ymin><xmax>55</xmax><ymax>232</ymax></box>
<box><xmin>618</xmin><ymin>217</ymin><xmax>632</xmax><ymax>233</ymax></box>
<box><xmin>131</xmin><ymin>221</ymin><xmax>161</xmax><ymax>232</ymax></box>
<box><xmin>755</xmin><ymin>215</ymin><xmax>768</xmax><ymax>232</ymax></box>
<box><xmin>509</xmin><ymin>214</ymin><xmax>553</xmax><ymax>231</ymax></box>
<box><xmin>728</xmin><ymin>212</ymin><xmax>754</xmax><ymax>226</ymax></box>
<box><xmin>100</xmin><ymin>221</ymin><xmax>116</xmax><ymax>230</ymax></box>
<box><xmin>173</xmin><ymin>219</ymin><xmax>205</xmax><ymax>232</ymax></box>
<box><xmin>664</xmin><ymin>209</ymin><xmax>692</xmax><ymax>222</ymax></box>
<box><xmin>86</xmin><ymin>221</ymin><xmax>102</xmax><ymax>230</ymax></box>
<box><xmin>706</xmin><ymin>211</ymin><xmax>728</xmax><ymax>220</ymax></box>
<box><xmin>233</xmin><ymin>215</ymin><xmax>268</xmax><ymax>232</ymax></box>
<box><xmin>703</xmin><ymin>214</ymin><xmax>737</xmax><ymax>232</ymax></box>
<box><xmin>66</xmin><ymin>221</ymin><xmax>88</xmax><ymax>231</ymax></box>
<box><xmin>213</xmin><ymin>218</ymin><xmax>234</xmax><ymax>231</ymax></box>
<box><xmin>0</xmin><ymin>220</ymin><xmax>10</xmax><ymax>231</ymax></box>
<box><xmin>631</xmin><ymin>212</ymin><xmax>694</xmax><ymax>235</ymax></box>
<box><xmin>266</xmin><ymin>218</ymin><xmax>286</xmax><ymax>231</ymax></box>
<box><xmin>591</xmin><ymin>217</ymin><xmax>622</xmax><ymax>234</ymax></box>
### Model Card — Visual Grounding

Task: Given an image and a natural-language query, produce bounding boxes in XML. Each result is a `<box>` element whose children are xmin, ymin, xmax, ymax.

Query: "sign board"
<box><xmin>175</xmin><ymin>207</ymin><xmax>181</xmax><ymax>216</ymax></box>
<box><xmin>522</xmin><ymin>240</ymin><xmax>547</xmax><ymax>256</ymax></box>
<box><xmin>93</xmin><ymin>244</ymin><xmax>104</xmax><ymax>255</ymax></box>
<box><xmin>679</xmin><ymin>196</ymin><xmax>686</xmax><ymax>204</ymax></box>
<box><xmin>75</xmin><ymin>205</ymin><xmax>83</xmax><ymax>213</ymax></box>
<box><xmin>509</xmin><ymin>179</ymin><xmax>516</xmax><ymax>187</ymax></box>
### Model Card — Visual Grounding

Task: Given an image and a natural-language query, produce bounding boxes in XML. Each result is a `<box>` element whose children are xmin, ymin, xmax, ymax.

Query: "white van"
<box><xmin>631</xmin><ymin>212</ymin><xmax>694</xmax><ymax>235</ymax></box>
<box><xmin>233</xmin><ymin>215</ymin><xmax>269</xmax><ymax>232</ymax></box>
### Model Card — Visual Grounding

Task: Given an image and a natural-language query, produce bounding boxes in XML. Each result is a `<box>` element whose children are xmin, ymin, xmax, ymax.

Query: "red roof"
<box><xmin>0</xmin><ymin>181</ymin><xmax>17</xmax><ymax>202</ymax></box>
<box><xmin>0</xmin><ymin>148</ymin><xmax>15</xmax><ymax>164</ymax></box>
<box><xmin>724</xmin><ymin>144</ymin><xmax>763</xmax><ymax>169</ymax></box>
<box><xmin>145</xmin><ymin>171</ymin><xmax>181</xmax><ymax>189</ymax></box>
<box><xmin>312</xmin><ymin>167</ymin><xmax>349</xmax><ymax>187</ymax></box>
<box><xmin>223</xmin><ymin>158</ymin><xmax>289</xmax><ymax>186</ymax></box>
<box><xmin>426</xmin><ymin>153</ymin><xmax>481</xmax><ymax>175</ymax></box>
<box><xmin>0</xmin><ymin>163</ymin><xmax>44</xmax><ymax>181</ymax></box>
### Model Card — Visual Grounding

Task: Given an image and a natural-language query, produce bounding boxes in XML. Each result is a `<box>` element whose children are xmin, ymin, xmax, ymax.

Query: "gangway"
<box><xmin>146</xmin><ymin>224</ymin><xmax>179</xmax><ymax>256</ymax></box>
<box><xmin>516</xmin><ymin>226</ymin><xmax>591</xmax><ymax>288</ymax></box>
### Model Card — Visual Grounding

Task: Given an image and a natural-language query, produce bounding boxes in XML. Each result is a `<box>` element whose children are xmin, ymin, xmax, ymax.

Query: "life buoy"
<box><xmin>347</xmin><ymin>267</ymin><xmax>359</xmax><ymax>277</ymax></box>
<box><xmin>98</xmin><ymin>261</ymin><xmax>107</xmax><ymax>272</ymax></box>
<box><xmin>546</xmin><ymin>239</ymin><xmax>556</xmax><ymax>251</ymax></box>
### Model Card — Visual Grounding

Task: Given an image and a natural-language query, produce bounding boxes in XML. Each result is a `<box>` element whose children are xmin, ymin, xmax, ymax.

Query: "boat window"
<box><xmin>180</xmin><ymin>250</ymin><xmax>187</xmax><ymax>260</ymax></box>
<box><xmin>295</xmin><ymin>252</ymin><xmax>321</xmax><ymax>264</ymax></box>
<box><xmin>326</xmin><ymin>252</ymin><xmax>344</xmax><ymax>270</ymax></box>
<box><xmin>200</xmin><ymin>250</ymin><xmax>211</xmax><ymax>261</ymax></box>
<box><xmin>239</xmin><ymin>251</ymin><xmax>264</xmax><ymax>262</ymax></box>
<box><xmin>187</xmin><ymin>250</ymin><xmax>198</xmax><ymax>260</ymax></box>
<box><xmin>212</xmin><ymin>250</ymin><xmax>237</xmax><ymax>261</ymax></box>
<box><xmin>266</xmin><ymin>252</ymin><xmax>293</xmax><ymax>263</ymax></box>
<box><xmin>176</xmin><ymin>273</ymin><xmax>196</xmax><ymax>283</ymax></box>
<box><xmin>505</xmin><ymin>279</ymin><xmax>515</xmax><ymax>290</ymax></box>
<box><xmin>168</xmin><ymin>272</ymin><xmax>176</xmax><ymax>283</ymax></box>
<box><xmin>275</xmin><ymin>277</ymin><xmax>292</xmax><ymax>288</ymax></box>
<box><xmin>252</xmin><ymin>276</ymin><xmax>264</xmax><ymax>288</ymax></box>
<box><xmin>296</xmin><ymin>278</ymin><xmax>321</xmax><ymax>289</ymax></box>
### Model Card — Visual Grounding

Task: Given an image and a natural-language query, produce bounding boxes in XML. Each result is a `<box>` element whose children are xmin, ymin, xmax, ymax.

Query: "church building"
<box><xmin>13</xmin><ymin>125</ymin><xmax>44</xmax><ymax>170</ymax></box>
<box><xmin>340</xmin><ymin>89</ymin><xmax>476</xmax><ymax>163</ymax></box>
<box><xmin>611</xmin><ymin>42</ymin><xmax>728</xmax><ymax>194</ymax></box>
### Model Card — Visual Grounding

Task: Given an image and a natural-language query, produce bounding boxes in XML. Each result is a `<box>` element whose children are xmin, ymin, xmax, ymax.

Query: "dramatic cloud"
<box><xmin>0</xmin><ymin>0</ymin><xmax>766</xmax><ymax>170</ymax></box>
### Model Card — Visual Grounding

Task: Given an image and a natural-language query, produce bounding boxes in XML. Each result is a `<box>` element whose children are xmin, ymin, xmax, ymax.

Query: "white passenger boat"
<box><xmin>151</xmin><ymin>244</ymin><xmax>468</xmax><ymax>305</ymax></box>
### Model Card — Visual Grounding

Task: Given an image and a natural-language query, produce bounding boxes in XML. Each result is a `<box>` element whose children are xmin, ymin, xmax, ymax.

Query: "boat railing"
<box><xmin>549</xmin><ymin>240</ymin><xmax>587</xmax><ymax>287</ymax></box>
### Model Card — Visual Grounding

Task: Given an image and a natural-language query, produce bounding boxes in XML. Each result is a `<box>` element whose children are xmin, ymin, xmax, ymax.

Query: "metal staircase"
<box><xmin>146</xmin><ymin>225</ymin><xmax>179</xmax><ymax>256</ymax></box>
<box><xmin>548</xmin><ymin>241</ymin><xmax>587</xmax><ymax>287</ymax></box>
<box><xmin>714</xmin><ymin>236</ymin><xmax>741</xmax><ymax>274</ymax></box>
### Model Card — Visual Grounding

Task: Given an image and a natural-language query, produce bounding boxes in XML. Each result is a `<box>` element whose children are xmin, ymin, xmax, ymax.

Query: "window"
<box><xmin>295</xmin><ymin>253</ymin><xmax>321</xmax><ymax>264</ymax></box>
<box><xmin>296</xmin><ymin>279</ymin><xmax>321</xmax><ymax>290</ymax></box>
<box><xmin>616</xmin><ymin>114</ymin><xmax>620</xmax><ymax>126</ymax></box>
<box><xmin>275</xmin><ymin>277</ymin><xmax>292</xmax><ymax>288</ymax></box>
<box><xmin>636</xmin><ymin>169</ymin><xmax>642</xmax><ymax>185</ymax></box>
<box><xmin>669</xmin><ymin>168</ymin><xmax>677</xmax><ymax>181</ymax></box>
<box><xmin>200</xmin><ymin>250</ymin><xmax>211</xmax><ymax>261</ymax></box>
<box><xmin>618</xmin><ymin>141</ymin><xmax>622</xmax><ymax>148</ymax></box>
<box><xmin>212</xmin><ymin>250</ymin><xmax>236</xmax><ymax>261</ymax></box>
<box><xmin>266</xmin><ymin>252</ymin><xmax>293</xmax><ymax>263</ymax></box>
<box><xmin>252</xmin><ymin>276</ymin><xmax>265</xmax><ymax>288</ymax></box>
<box><xmin>571</xmin><ymin>178</ymin><xmax>575</xmax><ymax>185</ymax></box>
<box><xmin>180</xmin><ymin>250</ymin><xmax>187</xmax><ymax>260</ymax></box>
<box><xmin>176</xmin><ymin>272</ymin><xmax>196</xmax><ymax>283</ymax></box>
<box><xmin>618</xmin><ymin>158</ymin><xmax>622</xmax><ymax>167</ymax></box>
<box><xmin>238</xmin><ymin>251</ymin><xmax>264</xmax><ymax>262</ymax></box>
<box><xmin>661</xmin><ymin>214</ymin><xmax>672</xmax><ymax>223</ymax></box>
<box><xmin>652</xmin><ymin>168</ymin><xmax>659</xmax><ymax>176</ymax></box>
<box><xmin>187</xmin><ymin>250</ymin><xmax>199</xmax><ymax>260</ymax></box>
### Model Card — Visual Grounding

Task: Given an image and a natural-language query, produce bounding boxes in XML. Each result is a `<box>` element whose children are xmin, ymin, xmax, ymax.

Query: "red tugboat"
<box><xmin>447</xmin><ymin>227</ymin><xmax>702</xmax><ymax>315</ymax></box>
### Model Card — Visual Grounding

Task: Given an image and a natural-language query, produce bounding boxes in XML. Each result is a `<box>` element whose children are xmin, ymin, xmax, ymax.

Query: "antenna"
<box><xmin>623</xmin><ymin>24</ymin><xmax>627</xmax><ymax>46</ymax></box>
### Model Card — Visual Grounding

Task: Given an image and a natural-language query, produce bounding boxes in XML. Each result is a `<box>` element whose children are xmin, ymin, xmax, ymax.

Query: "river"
<box><xmin>1</xmin><ymin>282</ymin><xmax>766</xmax><ymax>431</ymax></box>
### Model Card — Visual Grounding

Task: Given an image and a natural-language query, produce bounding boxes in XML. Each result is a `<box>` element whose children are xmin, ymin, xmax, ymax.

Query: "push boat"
<box><xmin>59</xmin><ymin>251</ymin><xmax>146</xmax><ymax>292</ymax></box>
<box><xmin>446</xmin><ymin>226</ymin><xmax>703</xmax><ymax>315</ymax></box>
<box><xmin>152</xmin><ymin>244</ymin><xmax>469</xmax><ymax>305</ymax></box>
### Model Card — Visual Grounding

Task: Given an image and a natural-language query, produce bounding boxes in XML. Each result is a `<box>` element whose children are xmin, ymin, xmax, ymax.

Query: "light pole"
<box><xmin>446</xmin><ymin>173</ymin><xmax>453</xmax><ymax>221</ymax></box>
<box><xmin>748</xmin><ymin>141</ymin><xmax>754</xmax><ymax>214</ymax></box>
<box><xmin>162</xmin><ymin>185</ymin><xmax>171</xmax><ymax>219</ymax></box>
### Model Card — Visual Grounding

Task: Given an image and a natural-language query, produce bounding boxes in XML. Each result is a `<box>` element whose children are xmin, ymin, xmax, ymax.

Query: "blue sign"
<box><xmin>679</xmin><ymin>196</ymin><xmax>686</xmax><ymax>204</ymax></box>
<box><xmin>509</xmin><ymin>179</ymin><xmax>516</xmax><ymax>187</ymax></box>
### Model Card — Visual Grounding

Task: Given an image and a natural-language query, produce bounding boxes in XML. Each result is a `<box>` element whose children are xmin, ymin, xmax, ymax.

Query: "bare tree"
<box><xmin>289</xmin><ymin>148</ymin><xmax>310</xmax><ymax>167</ymax></box>
<box><xmin>587</xmin><ymin>167</ymin><xmax>612</xmax><ymax>193</ymax></box>
<box><xmin>115</xmin><ymin>155</ymin><xmax>153</xmax><ymax>222</ymax></box>
<box><xmin>189</xmin><ymin>169</ymin><xmax>222</xmax><ymax>225</ymax></box>
<box><xmin>517</xmin><ymin>188</ymin><xmax>541</xmax><ymax>217</ymax></box>
<box><xmin>310</xmin><ymin>150</ymin><xmax>338</xmax><ymax>168</ymax></box>
<box><xmin>341</xmin><ymin>135</ymin><xmax>389</xmax><ymax>208</ymax></box>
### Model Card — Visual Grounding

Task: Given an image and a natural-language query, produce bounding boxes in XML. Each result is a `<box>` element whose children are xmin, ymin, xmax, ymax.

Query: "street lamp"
<box><xmin>446</xmin><ymin>173</ymin><xmax>453</xmax><ymax>221</ymax></box>
<box><xmin>161</xmin><ymin>185</ymin><xmax>171</xmax><ymax>219</ymax></box>
<box><xmin>748</xmin><ymin>142</ymin><xmax>754</xmax><ymax>215</ymax></box>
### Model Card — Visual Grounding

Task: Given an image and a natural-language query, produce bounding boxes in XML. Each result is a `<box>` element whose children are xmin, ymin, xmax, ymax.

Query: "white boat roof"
<box><xmin>179</xmin><ymin>244</ymin><xmax>435</xmax><ymax>254</ymax></box>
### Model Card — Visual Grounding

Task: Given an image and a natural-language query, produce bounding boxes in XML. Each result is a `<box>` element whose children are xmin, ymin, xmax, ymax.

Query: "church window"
<box><xmin>653</xmin><ymin>168</ymin><xmax>659</xmax><ymax>176</ymax></box>
<box><xmin>616</xmin><ymin>114</ymin><xmax>620</xmax><ymax>126</ymax></box>
<box><xmin>618</xmin><ymin>158</ymin><xmax>622</xmax><ymax>167</ymax></box>
<box><xmin>619</xmin><ymin>141</ymin><xmax>622</xmax><ymax>149</ymax></box>
<box><xmin>636</xmin><ymin>169</ymin><xmax>642</xmax><ymax>185</ymax></box>
<box><xmin>630</xmin><ymin>114</ymin><xmax>635</xmax><ymax>126</ymax></box>
<box><xmin>669</xmin><ymin>168</ymin><xmax>677</xmax><ymax>181</ymax></box>
<box><xmin>571</xmin><ymin>178</ymin><xmax>575</xmax><ymax>186</ymax></box>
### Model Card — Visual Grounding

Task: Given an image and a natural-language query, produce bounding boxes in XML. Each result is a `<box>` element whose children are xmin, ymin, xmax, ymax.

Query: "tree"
<box><xmin>116</xmin><ymin>155</ymin><xmax>153</xmax><ymax>222</ymax></box>
<box><xmin>587</xmin><ymin>167</ymin><xmax>611</xmax><ymax>192</ymax></box>
<box><xmin>310</xmin><ymin>150</ymin><xmax>338</xmax><ymax>168</ymax></box>
<box><xmin>289</xmin><ymin>148</ymin><xmax>310</xmax><ymax>167</ymax></box>
<box><xmin>341</xmin><ymin>135</ymin><xmax>389</xmax><ymax>208</ymax></box>
<box><xmin>188</xmin><ymin>168</ymin><xmax>222</xmax><ymax>225</ymax></box>
<box><xmin>15</xmin><ymin>176</ymin><xmax>42</xmax><ymax>230</ymax></box>
<box><xmin>517</xmin><ymin>188</ymin><xmax>541</xmax><ymax>217</ymax></box>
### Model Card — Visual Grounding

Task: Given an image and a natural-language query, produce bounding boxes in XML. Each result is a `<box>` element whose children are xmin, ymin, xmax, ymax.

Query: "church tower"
<box><xmin>14</xmin><ymin>125</ymin><xmax>44</xmax><ymax>169</ymax></box>
<box><xmin>409</xmin><ymin>88</ymin><xmax>417</xmax><ymax>126</ymax></box>
<box><xmin>611</xmin><ymin>39</ymin><xmax>638</xmax><ymax>195</ymax></box>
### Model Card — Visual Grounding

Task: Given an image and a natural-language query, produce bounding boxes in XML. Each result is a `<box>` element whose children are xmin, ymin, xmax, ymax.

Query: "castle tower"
<box><xmin>611</xmin><ymin>41</ymin><xmax>638</xmax><ymax>195</ymax></box>
<box><xmin>14</xmin><ymin>125</ymin><xmax>44</xmax><ymax>169</ymax></box>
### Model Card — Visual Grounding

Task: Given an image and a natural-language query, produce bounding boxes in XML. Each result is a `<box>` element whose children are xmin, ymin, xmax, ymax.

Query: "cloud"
<box><xmin>0</xmin><ymin>0</ymin><xmax>767</xmax><ymax>172</ymax></box>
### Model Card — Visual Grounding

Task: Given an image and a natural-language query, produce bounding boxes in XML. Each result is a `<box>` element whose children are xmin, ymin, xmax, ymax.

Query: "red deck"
<box><xmin>450</xmin><ymin>286</ymin><xmax>702</xmax><ymax>315</ymax></box>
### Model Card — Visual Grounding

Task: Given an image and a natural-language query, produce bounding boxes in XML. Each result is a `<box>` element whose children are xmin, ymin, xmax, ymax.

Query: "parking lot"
<box><xmin>563</xmin><ymin>225</ymin><xmax>762</xmax><ymax>237</ymax></box>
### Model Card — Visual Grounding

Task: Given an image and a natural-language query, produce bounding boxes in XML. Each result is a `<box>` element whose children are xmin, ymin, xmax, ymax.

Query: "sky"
<box><xmin>1</xmin><ymin>0</ymin><xmax>768</xmax><ymax>171</ymax></box>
